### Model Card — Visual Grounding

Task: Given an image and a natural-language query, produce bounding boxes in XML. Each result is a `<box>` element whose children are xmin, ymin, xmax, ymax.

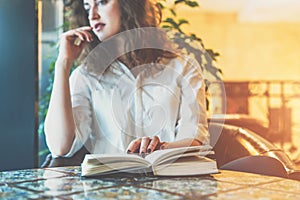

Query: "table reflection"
<box><xmin>1</xmin><ymin>166</ymin><xmax>300</xmax><ymax>199</ymax></box>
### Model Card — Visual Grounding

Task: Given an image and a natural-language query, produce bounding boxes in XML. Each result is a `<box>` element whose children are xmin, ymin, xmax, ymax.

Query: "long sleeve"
<box><xmin>62</xmin><ymin>68</ymin><xmax>93</xmax><ymax>157</ymax></box>
<box><xmin>175</xmin><ymin>57</ymin><xmax>209</xmax><ymax>144</ymax></box>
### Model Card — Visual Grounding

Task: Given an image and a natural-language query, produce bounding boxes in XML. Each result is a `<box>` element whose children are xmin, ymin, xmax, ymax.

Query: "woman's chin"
<box><xmin>94</xmin><ymin>34</ymin><xmax>103</xmax><ymax>42</ymax></box>
<box><xmin>94</xmin><ymin>31</ymin><xmax>120</xmax><ymax>42</ymax></box>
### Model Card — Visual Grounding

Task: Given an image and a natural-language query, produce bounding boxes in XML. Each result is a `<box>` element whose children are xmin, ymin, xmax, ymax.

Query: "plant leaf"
<box><xmin>175</xmin><ymin>0</ymin><xmax>185</xmax><ymax>4</ymax></box>
<box><xmin>170</xmin><ymin>8</ymin><xmax>177</xmax><ymax>17</ymax></box>
<box><xmin>185</xmin><ymin>0</ymin><xmax>199</xmax><ymax>7</ymax></box>
<box><xmin>178</xmin><ymin>19</ymin><xmax>189</xmax><ymax>26</ymax></box>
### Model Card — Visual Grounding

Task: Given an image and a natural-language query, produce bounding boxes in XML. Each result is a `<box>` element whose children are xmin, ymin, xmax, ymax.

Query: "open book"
<box><xmin>81</xmin><ymin>145</ymin><xmax>218</xmax><ymax>177</ymax></box>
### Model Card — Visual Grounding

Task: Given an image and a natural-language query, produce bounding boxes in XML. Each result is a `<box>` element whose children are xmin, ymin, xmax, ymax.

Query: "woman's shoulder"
<box><xmin>69</xmin><ymin>64</ymin><xmax>99</xmax><ymax>93</ymax></box>
<box><xmin>71</xmin><ymin>60</ymin><xmax>117</xmax><ymax>80</ymax></box>
<box><xmin>70</xmin><ymin>62</ymin><xmax>104</xmax><ymax>79</ymax></box>
<box><xmin>69</xmin><ymin>64</ymin><xmax>97</xmax><ymax>87</ymax></box>
<box><xmin>70</xmin><ymin>65</ymin><xmax>87</xmax><ymax>79</ymax></box>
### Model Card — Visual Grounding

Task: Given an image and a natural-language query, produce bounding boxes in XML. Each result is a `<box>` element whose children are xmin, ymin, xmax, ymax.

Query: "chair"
<box><xmin>209</xmin><ymin>122</ymin><xmax>299</xmax><ymax>179</ymax></box>
<box><xmin>220</xmin><ymin>155</ymin><xmax>288</xmax><ymax>178</ymax></box>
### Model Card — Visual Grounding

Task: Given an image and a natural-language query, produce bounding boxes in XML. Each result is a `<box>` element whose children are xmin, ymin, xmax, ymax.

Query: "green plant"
<box><xmin>158</xmin><ymin>0</ymin><xmax>222</xmax><ymax>81</ymax></box>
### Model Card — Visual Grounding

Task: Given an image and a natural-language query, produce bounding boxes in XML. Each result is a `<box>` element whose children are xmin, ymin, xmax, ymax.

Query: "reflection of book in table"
<box><xmin>81</xmin><ymin>145</ymin><xmax>218</xmax><ymax>177</ymax></box>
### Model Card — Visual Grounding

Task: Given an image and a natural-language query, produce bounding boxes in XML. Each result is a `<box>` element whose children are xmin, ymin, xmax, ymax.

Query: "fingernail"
<box><xmin>141</xmin><ymin>152</ymin><xmax>146</xmax><ymax>158</ymax></box>
<box><xmin>127</xmin><ymin>150</ymin><xmax>131</xmax><ymax>154</ymax></box>
<box><xmin>147</xmin><ymin>148</ymin><xmax>151</xmax><ymax>153</ymax></box>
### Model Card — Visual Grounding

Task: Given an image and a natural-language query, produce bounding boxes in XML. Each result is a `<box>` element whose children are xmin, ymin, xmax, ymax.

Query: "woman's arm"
<box><xmin>166</xmin><ymin>138</ymin><xmax>202</xmax><ymax>148</ymax></box>
<box><xmin>44</xmin><ymin>58</ymin><xmax>76</xmax><ymax>156</ymax></box>
<box><xmin>44</xmin><ymin>27</ymin><xmax>93</xmax><ymax>156</ymax></box>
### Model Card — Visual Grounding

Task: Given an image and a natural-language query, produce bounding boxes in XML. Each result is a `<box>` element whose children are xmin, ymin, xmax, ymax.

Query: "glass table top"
<box><xmin>1</xmin><ymin>166</ymin><xmax>300</xmax><ymax>199</ymax></box>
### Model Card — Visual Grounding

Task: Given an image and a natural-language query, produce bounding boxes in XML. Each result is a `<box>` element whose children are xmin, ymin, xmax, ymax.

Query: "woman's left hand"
<box><xmin>126</xmin><ymin>136</ymin><xmax>168</xmax><ymax>157</ymax></box>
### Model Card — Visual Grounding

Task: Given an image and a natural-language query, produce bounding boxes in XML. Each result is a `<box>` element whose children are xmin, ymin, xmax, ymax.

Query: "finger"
<box><xmin>126</xmin><ymin>138</ymin><xmax>142</xmax><ymax>154</ymax></box>
<box><xmin>74</xmin><ymin>29</ymin><xmax>93</xmax><ymax>42</ymax></box>
<box><xmin>63</xmin><ymin>28</ymin><xmax>92</xmax><ymax>44</ymax></box>
<box><xmin>159</xmin><ymin>142</ymin><xmax>169</xmax><ymax>150</ymax></box>
<box><xmin>65</xmin><ymin>26</ymin><xmax>91</xmax><ymax>36</ymax></box>
<box><xmin>72</xmin><ymin>31</ymin><xmax>88</xmax><ymax>43</ymax></box>
<box><xmin>140</xmin><ymin>137</ymin><xmax>151</xmax><ymax>157</ymax></box>
<box><xmin>147</xmin><ymin>136</ymin><xmax>160</xmax><ymax>153</ymax></box>
<box><xmin>70</xmin><ymin>35</ymin><xmax>89</xmax><ymax>47</ymax></box>
<box><xmin>77</xmin><ymin>26</ymin><xmax>93</xmax><ymax>31</ymax></box>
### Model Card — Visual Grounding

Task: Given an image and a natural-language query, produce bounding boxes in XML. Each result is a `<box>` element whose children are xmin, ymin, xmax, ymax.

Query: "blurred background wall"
<box><xmin>178</xmin><ymin>0</ymin><xmax>300</xmax><ymax>160</ymax></box>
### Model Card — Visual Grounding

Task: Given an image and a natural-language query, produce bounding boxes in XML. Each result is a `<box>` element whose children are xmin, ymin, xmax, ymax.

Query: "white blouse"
<box><xmin>62</xmin><ymin>56</ymin><xmax>209</xmax><ymax>157</ymax></box>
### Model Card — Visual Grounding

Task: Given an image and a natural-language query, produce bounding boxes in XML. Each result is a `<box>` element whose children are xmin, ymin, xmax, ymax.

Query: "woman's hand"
<box><xmin>126</xmin><ymin>137</ymin><xmax>202</xmax><ymax>158</ymax></box>
<box><xmin>57</xmin><ymin>26</ymin><xmax>93</xmax><ymax>70</ymax></box>
<box><xmin>126</xmin><ymin>136</ymin><xmax>168</xmax><ymax>157</ymax></box>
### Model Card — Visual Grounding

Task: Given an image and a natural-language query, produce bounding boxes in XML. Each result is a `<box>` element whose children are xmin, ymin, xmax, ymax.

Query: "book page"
<box><xmin>152</xmin><ymin>156</ymin><xmax>218</xmax><ymax>176</ymax></box>
<box><xmin>145</xmin><ymin>145</ymin><xmax>212</xmax><ymax>165</ymax></box>
<box><xmin>83</xmin><ymin>153</ymin><xmax>149</xmax><ymax>166</ymax></box>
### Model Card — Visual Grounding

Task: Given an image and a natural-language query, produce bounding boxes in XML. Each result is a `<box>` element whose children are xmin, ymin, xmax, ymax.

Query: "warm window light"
<box><xmin>200</xmin><ymin>0</ymin><xmax>300</xmax><ymax>23</ymax></box>
<box><xmin>239</xmin><ymin>0</ymin><xmax>300</xmax><ymax>22</ymax></box>
<box><xmin>200</xmin><ymin>0</ymin><xmax>248</xmax><ymax>12</ymax></box>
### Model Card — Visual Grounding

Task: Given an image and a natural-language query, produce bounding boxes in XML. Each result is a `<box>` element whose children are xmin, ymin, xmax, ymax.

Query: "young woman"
<box><xmin>44</xmin><ymin>0</ymin><xmax>209</xmax><ymax>158</ymax></box>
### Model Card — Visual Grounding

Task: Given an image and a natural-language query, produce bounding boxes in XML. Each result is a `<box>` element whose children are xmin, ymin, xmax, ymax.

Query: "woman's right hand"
<box><xmin>57</xmin><ymin>26</ymin><xmax>93</xmax><ymax>69</ymax></box>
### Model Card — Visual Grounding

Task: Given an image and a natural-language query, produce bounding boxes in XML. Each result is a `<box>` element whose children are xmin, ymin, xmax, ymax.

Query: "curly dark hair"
<box><xmin>68</xmin><ymin>0</ymin><xmax>178</xmax><ymax>67</ymax></box>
